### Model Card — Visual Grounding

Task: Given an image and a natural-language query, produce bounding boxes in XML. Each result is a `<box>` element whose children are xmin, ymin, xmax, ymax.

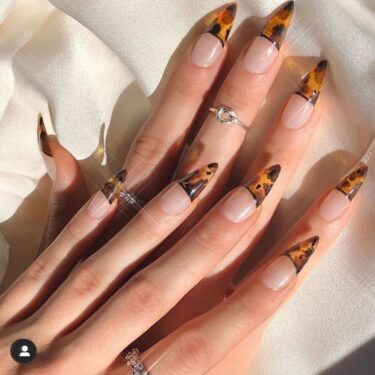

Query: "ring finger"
<box><xmin>131</xmin><ymin>162</ymin><xmax>368</xmax><ymax>375</ymax></box>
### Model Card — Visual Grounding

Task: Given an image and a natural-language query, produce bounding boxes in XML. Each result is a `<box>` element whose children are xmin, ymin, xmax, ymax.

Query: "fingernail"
<box><xmin>87</xmin><ymin>190</ymin><xmax>112</xmax><ymax>219</ymax></box>
<box><xmin>319</xmin><ymin>163</ymin><xmax>368</xmax><ymax>221</ymax></box>
<box><xmin>296</xmin><ymin>60</ymin><xmax>328</xmax><ymax>105</ymax></box>
<box><xmin>243</xmin><ymin>1</ymin><xmax>294</xmax><ymax>74</ymax></box>
<box><xmin>192</xmin><ymin>3</ymin><xmax>237</xmax><ymax>67</ymax></box>
<box><xmin>242</xmin><ymin>165</ymin><xmax>281</xmax><ymax>207</ymax></box>
<box><xmin>159</xmin><ymin>184</ymin><xmax>192</xmax><ymax>216</ymax></box>
<box><xmin>221</xmin><ymin>187</ymin><xmax>257</xmax><ymax>223</ymax></box>
<box><xmin>38</xmin><ymin>115</ymin><xmax>56</xmax><ymax>180</ymax></box>
<box><xmin>261</xmin><ymin>236</ymin><xmax>319</xmax><ymax>291</ymax></box>
<box><xmin>101</xmin><ymin>169</ymin><xmax>128</xmax><ymax>204</ymax></box>
<box><xmin>282</xmin><ymin>94</ymin><xmax>314</xmax><ymax>129</ymax></box>
<box><xmin>179</xmin><ymin>163</ymin><xmax>218</xmax><ymax>201</ymax></box>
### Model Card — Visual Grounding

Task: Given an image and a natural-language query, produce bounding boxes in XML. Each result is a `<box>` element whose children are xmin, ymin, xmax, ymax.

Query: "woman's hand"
<box><xmin>0</xmin><ymin>2</ymin><xmax>369</xmax><ymax>374</ymax></box>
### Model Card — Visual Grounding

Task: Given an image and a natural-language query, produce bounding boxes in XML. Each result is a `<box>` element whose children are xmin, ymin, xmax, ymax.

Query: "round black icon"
<box><xmin>10</xmin><ymin>339</ymin><xmax>37</xmax><ymax>363</ymax></box>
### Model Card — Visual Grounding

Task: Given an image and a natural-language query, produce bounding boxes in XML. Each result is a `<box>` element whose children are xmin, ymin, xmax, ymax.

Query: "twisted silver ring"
<box><xmin>209</xmin><ymin>106</ymin><xmax>248</xmax><ymax>131</ymax></box>
<box><xmin>125</xmin><ymin>348</ymin><xmax>149</xmax><ymax>375</ymax></box>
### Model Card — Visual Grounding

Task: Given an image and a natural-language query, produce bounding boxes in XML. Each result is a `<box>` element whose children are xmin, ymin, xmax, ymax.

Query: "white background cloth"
<box><xmin>0</xmin><ymin>1</ymin><xmax>374</xmax><ymax>374</ymax></box>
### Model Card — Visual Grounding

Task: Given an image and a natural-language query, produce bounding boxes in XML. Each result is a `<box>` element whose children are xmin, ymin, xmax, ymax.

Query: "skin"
<box><xmin>0</xmin><ymin>5</ymin><xmax>363</xmax><ymax>375</ymax></box>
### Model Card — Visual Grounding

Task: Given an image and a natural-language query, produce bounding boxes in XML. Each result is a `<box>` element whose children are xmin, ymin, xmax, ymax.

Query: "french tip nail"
<box><xmin>336</xmin><ymin>162</ymin><xmax>368</xmax><ymax>201</ymax></box>
<box><xmin>179</xmin><ymin>163</ymin><xmax>219</xmax><ymax>201</ymax></box>
<box><xmin>243</xmin><ymin>164</ymin><xmax>281</xmax><ymax>207</ymax></box>
<box><xmin>283</xmin><ymin>236</ymin><xmax>319</xmax><ymax>273</ymax></box>
<box><xmin>260</xmin><ymin>1</ymin><xmax>295</xmax><ymax>49</ymax></box>
<box><xmin>207</xmin><ymin>3</ymin><xmax>237</xmax><ymax>46</ymax></box>
<box><xmin>101</xmin><ymin>168</ymin><xmax>128</xmax><ymax>204</ymax></box>
<box><xmin>296</xmin><ymin>60</ymin><xmax>328</xmax><ymax>106</ymax></box>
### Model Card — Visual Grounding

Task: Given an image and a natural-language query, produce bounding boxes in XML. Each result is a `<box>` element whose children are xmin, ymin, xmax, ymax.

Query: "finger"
<box><xmin>138</xmin><ymin>163</ymin><xmax>369</xmax><ymax>375</ymax></box>
<box><xmin>213</xmin><ymin>59</ymin><xmax>329</xmax><ymax>274</ymax></box>
<box><xmin>31</xmin><ymin>166</ymin><xmax>280</xmax><ymax>375</ymax></box>
<box><xmin>38</xmin><ymin>115</ymin><xmax>88</xmax><ymax>249</ymax></box>
<box><xmin>152</xmin><ymin>60</ymin><xmax>328</xmax><ymax>336</ymax></box>
<box><xmin>8</xmin><ymin>164</ymin><xmax>217</xmax><ymax>344</ymax></box>
<box><xmin>123</xmin><ymin>4</ymin><xmax>236</xmax><ymax>198</ymax></box>
<box><xmin>176</xmin><ymin>1</ymin><xmax>294</xmax><ymax>204</ymax></box>
<box><xmin>0</xmin><ymin>168</ymin><xmax>127</xmax><ymax>324</ymax></box>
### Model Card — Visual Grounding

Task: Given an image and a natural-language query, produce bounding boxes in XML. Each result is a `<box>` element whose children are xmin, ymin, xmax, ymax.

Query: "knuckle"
<box><xmin>130</xmin><ymin>217</ymin><xmax>161</xmax><ymax>247</ymax></box>
<box><xmin>235</xmin><ymin>293</ymin><xmax>261</xmax><ymax>328</ymax></box>
<box><xmin>68</xmin><ymin>262</ymin><xmax>101</xmax><ymax>298</ymax></box>
<box><xmin>191</xmin><ymin>226</ymin><xmax>225</xmax><ymax>258</ymax></box>
<box><xmin>173</xmin><ymin>327</ymin><xmax>212</xmax><ymax>372</ymax></box>
<box><xmin>125</xmin><ymin>274</ymin><xmax>164</xmax><ymax>317</ymax></box>
<box><xmin>169</xmin><ymin>77</ymin><xmax>204</xmax><ymax>105</ymax></box>
<box><xmin>131</xmin><ymin>134</ymin><xmax>167</xmax><ymax>168</ymax></box>
<box><xmin>63</xmin><ymin>220</ymin><xmax>85</xmax><ymax>243</ymax></box>
<box><xmin>25</xmin><ymin>257</ymin><xmax>49</xmax><ymax>284</ymax></box>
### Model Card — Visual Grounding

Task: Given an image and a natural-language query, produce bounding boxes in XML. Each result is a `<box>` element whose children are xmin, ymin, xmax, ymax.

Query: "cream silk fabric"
<box><xmin>0</xmin><ymin>0</ymin><xmax>374</xmax><ymax>374</ymax></box>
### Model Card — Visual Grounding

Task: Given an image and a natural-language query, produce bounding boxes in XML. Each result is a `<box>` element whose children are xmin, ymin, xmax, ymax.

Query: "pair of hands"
<box><xmin>0</xmin><ymin>2</ymin><xmax>368</xmax><ymax>374</ymax></box>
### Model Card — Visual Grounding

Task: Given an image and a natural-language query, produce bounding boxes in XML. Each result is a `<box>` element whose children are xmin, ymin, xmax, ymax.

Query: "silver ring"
<box><xmin>125</xmin><ymin>348</ymin><xmax>149</xmax><ymax>375</ymax></box>
<box><xmin>209</xmin><ymin>106</ymin><xmax>248</xmax><ymax>131</ymax></box>
<box><xmin>119</xmin><ymin>192</ymin><xmax>148</xmax><ymax>208</ymax></box>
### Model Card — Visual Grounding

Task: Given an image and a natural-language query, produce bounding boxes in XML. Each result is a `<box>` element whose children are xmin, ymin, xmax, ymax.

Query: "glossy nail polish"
<box><xmin>179</xmin><ymin>163</ymin><xmax>218</xmax><ymax>201</ymax></box>
<box><xmin>101</xmin><ymin>169</ymin><xmax>128</xmax><ymax>204</ymax></box>
<box><xmin>192</xmin><ymin>3</ymin><xmax>237</xmax><ymax>67</ymax></box>
<box><xmin>261</xmin><ymin>236</ymin><xmax>319</xmax><ymax>291</ymax></box>
<box><xmin>319</xmin><ymin>163</ymin><xmax>368</xmax><ymax>221</ymax></box>
<box><xmin>282</xmin><ymin>60</ymin><xmax>328</xmax><ymax>129</ymax></box>
<box><xmin>243</xmin><ymin>1</ymin><xmax>294</xmax><ymax>74</ymax></box>
<box><xmin>207</xmin><ymin>3</ymin><xmax>237</xmax><ymax>46</ymax></box>
<box><xmin>296</xmin><ymin>60</ymin><xmax>328</xmax><ymax>105</ymax></box>
<box><xmin>38</xmin><ymin>115</ymin><xmax>56</xmax><ymax>180</ymax></box>
<box><xmin>222</xmin><ymin>165</ymin><xmax>281</xmax><ymax>223</ymax></box>
<box><xmin>159</xmin><ymin>184</ymin><xmax>192</xmax><ymax>216</ymax></box>
<box><xmin>242</xmin><ymin>164</ymin><xmax>281</xmax><ymax>207</ymax></box>
<box><xmin>260</xmin><ymin>0</ymin><xmax>294</xmax><ymax>49</ymax></box>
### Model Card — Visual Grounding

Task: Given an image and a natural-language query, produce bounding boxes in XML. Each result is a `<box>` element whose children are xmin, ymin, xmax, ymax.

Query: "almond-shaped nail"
<box><xmin>296</xmin><ymin>60</ymin><xmax>328</xmax><ymax>105</ymax></box>
<box><xmin>87</xmin><ymin>169</ymin><xmax>128</xmax><ymax>219</ymax></box>
<box><xmin>179</xmin><ymin>163</ymin><xmax>218</xmax><ymax>201</ymax></box>
<box><xmin>282</xmin><ymin>60</ymin><xmax>328</xmax><ymax>129</ymax></box>
<box><xmin>243</xmin><ymin>1</ymin><xmax>294</xmax><ymax>74</ymax></box>
<box><xmin>101</xmin><ymin>169</ymin><xmax>128</xmax><ymax>204</ymax></box>
<box><xmin>261</xmin><ymin>236</ymin><xmax>319</xmax><ymax>291</ymax></box>
<box><xmin>192</xmin><ymin>3</ymin><xmax>237</xmax><ymax>67</ymax></box>
<box><xmin>319</xmin><ymin>163</ymin><xmax>368</xmax><ymax>221</ymax></box>
<box><xmin>222</xmin><ymin>165</ymin><xmax>281</xmax><ymax>223</ymax></box>
<box><xmin>38</xmin><ymin>115</ymin><xmax>56</xmax><ymax>180</ymax></box>
<box><xmin>242</xmin><ymin>164</ymin><xmax>281</xmax><ymax>207</ymax></box>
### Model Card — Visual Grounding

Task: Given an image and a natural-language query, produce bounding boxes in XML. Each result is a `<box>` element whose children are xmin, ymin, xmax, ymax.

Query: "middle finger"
<box><xmin>177</xmin><ymin>1</ymin><xmax>294</xmax><ymax>204</ymax></box>
<box><xmin>30</xmin><ymin>165</ymin><xmax>281</xmax><ymax>374</ymax></box>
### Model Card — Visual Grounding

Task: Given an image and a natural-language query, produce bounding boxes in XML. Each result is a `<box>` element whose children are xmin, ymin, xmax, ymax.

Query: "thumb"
<box><xmin>38</xmin><ymin>115</ymin><xmax>89</xmax><ymax>249</ymax></box>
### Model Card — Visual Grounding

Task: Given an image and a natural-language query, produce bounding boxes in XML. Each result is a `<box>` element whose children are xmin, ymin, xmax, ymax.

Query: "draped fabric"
<box><xmin>0</xmin><ymin>1</ymin><xmax>374</xmax><ymax>374</ymax></box>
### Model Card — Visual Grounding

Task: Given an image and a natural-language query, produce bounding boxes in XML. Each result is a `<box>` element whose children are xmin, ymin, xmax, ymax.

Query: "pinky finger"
<box><xmin>126</xmin><ymin>162</ymin><xmax>368</xmax><ymax>375</ymax></box>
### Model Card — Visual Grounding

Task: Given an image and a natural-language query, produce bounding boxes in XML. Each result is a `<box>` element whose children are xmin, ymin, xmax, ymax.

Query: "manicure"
<box><xmin>192</xmin><ymin>3</ymin><xmax>237</xmax><ymax>67</ymax></box>
<box><xmin>178</xmin><ymin>163</ymin><xmax>218</xmax><ymax>202</ymax></box>
<box><xmin>319</xmin><ymin>163</ymin><xmax>368</xmax><ymax>221</ymax></box>
<box><xmin>282</xmin><ymin>60</ymin><xmax>328</xmax><ymax>129</ymax></box>
<box><xmin>243</xmin><ymin>1</ymin><xmax>294</xmax><ymax>74</ymax></box>
<box><xmin>261</xmin><ymin>236</ymin><xmax>319</xmax><ymax>291</ymax></box>
<box><xmin>101</xmin><ymin>169</ymin><xmax>128</xmax><ymax>204</ymax></box>
<box><xmin>222</xmin><ymin>165</ymin><xmax>281</xmax><ymax>223</ymax></box>
<box><xmin>38</xmin><ymin>115</ymin><xmax>56</xmax><ymax>180</ymax></box>
<box><xmin>87</xmin><ymin>169</ymin><xmax>128</xmax><ymax>219</ymax></box>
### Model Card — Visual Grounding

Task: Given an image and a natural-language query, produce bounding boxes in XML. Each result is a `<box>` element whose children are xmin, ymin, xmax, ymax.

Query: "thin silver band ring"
<box><xmin>209</xmin><ymin>106</ymin><xmax>249</xmax><ymax>131</ymax></box>
<box><xmin>125</xmin><ymin>348</ymin><xmax>149</xmax><ymax>375</ymax></box>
